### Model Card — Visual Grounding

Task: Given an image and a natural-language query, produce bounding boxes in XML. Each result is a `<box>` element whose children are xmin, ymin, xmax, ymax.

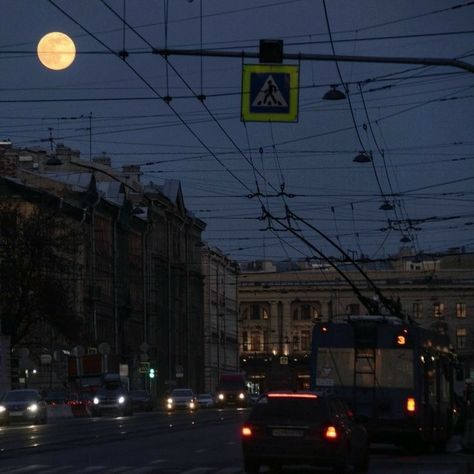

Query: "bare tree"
<box><xmin>0</xmin><ymin>202</ymin><xmax>83</xmax><ymax>348</ymax></box>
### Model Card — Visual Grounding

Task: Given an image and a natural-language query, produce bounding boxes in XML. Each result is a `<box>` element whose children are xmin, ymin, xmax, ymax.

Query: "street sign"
<box><xmin>241</xmin><ymin>64</ymin><xmax>299</xmax><ymax>122</ymax></box>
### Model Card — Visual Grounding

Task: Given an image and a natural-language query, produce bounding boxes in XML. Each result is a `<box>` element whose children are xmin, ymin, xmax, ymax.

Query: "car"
<box><xmin>248</xmin><ymin>393</ymin><xmax>261</xmax><ymax>405</ymax></box>
<box><xmin>91</xmin><ymin>378</ymin><xmax>133</xmax><ymax>417</ymax></box>
<box><xmin>130</xmin><ymin>390</ymin><xmax>153</xmax><ymax>412</ymax></box>
<box><xmin>0</xmin><ymin>389</ymin><xmax>48</xmax><ymax>425</ymax></box>
<box><xmin>166</xmin><ymin>388</ymin><xmax>197</xmax><ymax>411</ymax></box>
<box><xmin>67</xmin><ymin>391</ymin><xmax>94</xmax><ymax>417</ymax></box>
<box><xmin>241</xmin><ymin>391</ymin><xmax>369</xmax><ymax>474</ymax></box>
<box><xmin>196</xmin><ymin>393</ymin><xmax>215</xmax><ymax>408</ymax></box>
<box><xmin>43</xmin><ymin>389</ymin><xmax>70</xmax><ymax>406</ymax></box>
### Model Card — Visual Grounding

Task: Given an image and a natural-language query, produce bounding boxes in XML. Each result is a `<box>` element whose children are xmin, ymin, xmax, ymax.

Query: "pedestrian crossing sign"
<box><xmin>241</xmin><ymin>64</ymin><xmax>299</xmax><ymax>122</ymax></box>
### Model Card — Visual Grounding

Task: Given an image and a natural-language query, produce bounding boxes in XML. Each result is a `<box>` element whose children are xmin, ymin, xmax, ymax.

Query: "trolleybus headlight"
<box><xmin>238</xmin><ymin>392</ymin><xmax>245</xmax><ymax>400</ymax></box>
<box><xmin>218</xmin><ymin>393</ymin><xmax>224</xmax><ymax>401</ymax></box>
<box><xmin>93</xmin><ymin>397</ymin><xmax>99</xmax><ymax>405</ymax></box>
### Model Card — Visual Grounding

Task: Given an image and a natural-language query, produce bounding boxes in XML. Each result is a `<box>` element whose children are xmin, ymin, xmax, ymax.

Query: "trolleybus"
<box><xmin>310</xmin><ymin>315</ymin><xmax>456</xmax><ymax>450</ymax></box>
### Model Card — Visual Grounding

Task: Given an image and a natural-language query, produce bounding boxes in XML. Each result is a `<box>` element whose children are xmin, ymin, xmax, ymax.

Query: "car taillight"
<box><xmin>406</xmin><ymin>397</ymin><xmax>416</xmax><ymax>412</ymax></box>
<box><xmin>324</xmin><ymin>425</ymin><xmax>338</xmax><ymax>440</ymax></box>
<box><xmin>241</xmin><ymin>425</ymin><xmax>252</xmax><ymax>437</ymax></box>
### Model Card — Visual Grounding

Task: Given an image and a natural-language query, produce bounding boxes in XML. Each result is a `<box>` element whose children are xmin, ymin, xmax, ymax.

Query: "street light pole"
<box><xmin>152</xmin><ymin>47</ymin><xmax>474</xmax><ymax>74</ymax></box>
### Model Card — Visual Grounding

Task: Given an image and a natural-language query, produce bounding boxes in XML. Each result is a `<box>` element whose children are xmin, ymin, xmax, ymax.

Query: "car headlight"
<box><xmin>238</xmin><ymin>392</ymin><xmax>246</xmax><ymax>400</ymax></box>
<box><xmin>0</xmin><ymin>406</ymin><xmax>6</xmax><ymax>413</ymax></box>
<box><xmin>167</xmin><ymin>398</ymin><xmax>173</xmax><ymax>404</ymax></box>
<box><xmin>27</xmin><ymin>403</ymin><xmax>38</xmax><ymax>412</ymax></box>
<box><xmin>93</xmin><ymin>397</ymin><xmax>99</xmax><ymax>405</ymax></box>
<box><xmin>118</xmin><ymin>396</ymin><xmax>125</xmax><ymax>404</ymax></box>
<box><xmin>189</xmin><ymin>401</ymin><xmax>195</xmax><ymax>409</ymax></box>
<box><xmin>218</xmin><ymin>393</ymin><xmax>224</xmax><ymax>400</ymax></box>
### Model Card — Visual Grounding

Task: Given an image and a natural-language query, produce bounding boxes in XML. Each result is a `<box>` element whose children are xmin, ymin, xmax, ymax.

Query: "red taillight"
<box><xmin>242</xmin><ymin>426</ymin><xmax>252</xmax><ymax>437</ymax></box>
<box><xmin>325</xmin><ymin>425</ymin><xmax>338</xmax><ymax>440</ymax></box>
<box><xmin>406</xmin><ymin>397</ymin><xmax>416</xmax><ymax>412</ymax></box>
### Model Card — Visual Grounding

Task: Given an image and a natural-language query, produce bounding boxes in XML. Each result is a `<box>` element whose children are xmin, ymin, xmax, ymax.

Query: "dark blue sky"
<box><xmin>2</xmin><ymin>0</ymin><xmax>474</xmax><ymax>262</ymax></box>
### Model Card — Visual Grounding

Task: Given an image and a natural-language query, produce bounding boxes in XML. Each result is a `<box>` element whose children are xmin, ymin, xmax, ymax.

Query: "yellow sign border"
<box><xmin>241</xmin><ymin>64</ymin><xmax>299</xmax><ymax>122</ymax></box>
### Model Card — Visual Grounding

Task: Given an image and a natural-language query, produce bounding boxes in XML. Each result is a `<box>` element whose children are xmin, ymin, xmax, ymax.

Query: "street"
<box><xmin>0</xmin><ymin>408</ymin><xmax>472</xmax><ymax>473</ymax></box>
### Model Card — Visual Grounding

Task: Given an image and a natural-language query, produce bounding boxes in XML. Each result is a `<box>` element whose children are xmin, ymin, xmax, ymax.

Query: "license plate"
<box><xmin>272</xmin><ymin>428</ymin><xmax>303</xmax><ymax>437</ymax></box>
<box><xmin>10</xmin><ymin>412</ymin><xmax>23</xmax><ymax>417</ymax></box>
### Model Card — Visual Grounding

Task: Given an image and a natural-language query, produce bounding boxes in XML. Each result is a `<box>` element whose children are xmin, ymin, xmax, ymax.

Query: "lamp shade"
<box><xmin>353</xmin><ymin>152</ymin><xmax>372</xmax><ymax>163</ymax></box>
<box><xmin>322</xmin><ymin>85</ymin><xmax>346</xmax><ymax>100</ymax></box>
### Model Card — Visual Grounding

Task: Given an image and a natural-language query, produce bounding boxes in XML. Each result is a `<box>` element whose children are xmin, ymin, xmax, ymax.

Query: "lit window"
<box><xmin>456</xmin><ymin>328</ymin><xmax>467</xmax><ymax>349</ymax></box>
<box><xmin>433</xmin><ymin>303</ymin><xmax>445</xmax><ymax>318</ymax></box>
<box><xmin>456</xmin><ymin>303</ymin><xmax>467</xmax><ymax>319</ymax></box>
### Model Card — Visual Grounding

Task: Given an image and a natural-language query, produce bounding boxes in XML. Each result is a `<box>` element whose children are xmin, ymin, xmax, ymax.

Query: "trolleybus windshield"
<box><xmin>315</xmin><ymin>347</ymin><xmax>414</xmax><ymax>389</ymax></box>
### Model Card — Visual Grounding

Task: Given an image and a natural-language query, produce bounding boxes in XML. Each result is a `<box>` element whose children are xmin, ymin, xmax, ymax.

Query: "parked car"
<box><xmin>130</xmin><ymin>390</ymin><xmax>153</xmax><ymax>412</ymax></box>
<box><xmin>0</xmin><ymin>389</ymin><xmax>48</xmax><ymax>425</ymax></box>
<box><xmin>166</xmin><ymin>388</ymin><xmax>197</xmax><ymax>411</ymax></box>
<box><xmin>91</xmin><ymin>377</ymin><xmax>133</xmax><ymax>417</ymax></box>
<box><xmin>241</xmin><ymin>391</ymin><xmax>369</xmax><ymax>474</ymax></box>
<box><xmin>197</xmin><ymin>393</ymin><xmax>215</xmax><ymax>408</ymax></box>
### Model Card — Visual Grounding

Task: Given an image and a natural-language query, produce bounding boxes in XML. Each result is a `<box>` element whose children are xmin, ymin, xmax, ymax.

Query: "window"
<box><xmin>301</xmin><ymin>305</ymin><xmax>312</xmax><ymax>320</ymax></box>
<box><xmin>251</xmin><ymin>331</ymin><xmax>262</xmax><ymax>351</ymax></box>
<box><xmin>292</xmin><ymin>335</ymin><xmax>299</xmax><ymax>351</ymax></box>
<box><xmin>456</xmin><ymin>303</ymin><xmax>467</xmax><ymax>318</ymax></box>
<box><xmin>262</xmin><ymin>308</ymin><xmax>269</xmax><ymax>320</ymax></box>
<box><xmin>251</xmin><ymin>304</ymin><xmax>260</xmax><ymax>320</ymax></box>
<box><xmin>242</xmin><ymin>331</ymin><xmax>248</xmax><ymax>351</ymax></box>
<box><xmin>456</xmin><ymin>328</ymin><xmax>467</xmax><ymax>349</ymax></box>
<box><xmin>412</xmin><ymin>302</ymin><xmax>423</xmax><ymax>319</ymax></box>
<box><xmin>433</xmin><ymin>303</ymin><xmax>445</xmax><ymax>318</ymax></box>
<box><xmin>300</xmin><ymin>330</ymin><xmax>311</xmax><ymax>351</ymax></box>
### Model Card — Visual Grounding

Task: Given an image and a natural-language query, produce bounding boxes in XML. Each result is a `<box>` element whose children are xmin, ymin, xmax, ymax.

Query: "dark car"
<box><xmin>43</xmin><ymin>389</ymin><xmax>69</xmax><ymax>406</ymax></box>
<box><xmin>67</xmin><ymin>391</ymin><xmax>94</xmax><ymax>417</ymax></box>
<box><xmin>241</xmin><ymin>391</ymin><xmax>369</xmax><ymax>474</ymax></box>
<box><xmin>91</xmin><ymin>379</ymin><xmax>133</xmax><ymax>417</ymax></box>
<box><xmin>130</xmin><ymin>390</ymin><xmax>153</xmax><ymax>412</ymax></box>
<box><xmin>0</xmin><ymin>389</ymin><xmax>48</xmax><ymax>425</ymax></box>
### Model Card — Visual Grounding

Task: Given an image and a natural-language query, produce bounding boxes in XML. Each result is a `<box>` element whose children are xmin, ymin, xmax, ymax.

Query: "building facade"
<box><xmin>238</xmin><ymin>253</ymin><xmax>474</xmax><ymax>393</ymax></box>
<box><xmin>201</xmin><ymin>246</ymin><xmax>239</xmax><ymax>393</ymax></box>
<box><xmin>0</xmin><ymin>142</ymin><xmax>206</xmax><ymax>396</ymax></box>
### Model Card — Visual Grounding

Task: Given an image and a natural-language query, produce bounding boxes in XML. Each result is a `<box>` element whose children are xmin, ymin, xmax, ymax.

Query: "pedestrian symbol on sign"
<box><xmin>252</xmin><ymin>75</ymin><xmax>288</xmax><ymax>107</ymax></box>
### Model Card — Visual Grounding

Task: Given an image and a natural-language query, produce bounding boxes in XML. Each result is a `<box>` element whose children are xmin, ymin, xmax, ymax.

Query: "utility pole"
<box><xmin>152</xmin><ymin>47</ymin><xmax>474</xmax><ymax>74</ymax></box>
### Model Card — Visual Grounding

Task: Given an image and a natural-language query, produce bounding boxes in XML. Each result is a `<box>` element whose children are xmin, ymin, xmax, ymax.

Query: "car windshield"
<box><xmin>249</xmin><ymin>396</ymin><xmax>325</xmax><ymax>422</ymax></box>
<box><xmin>131</xmin><ymin>391</ymin><xmax>147</xmax><ymax>396</ymax></box>
<box><xmin>172</xmin><ymin>389</ymin><xmax>193</xmax><ymax>397</ymax></box>
<box><xmin>102</xmin><ymin>382</ymin><xmax>123</xmax><ymax>391</ymax></box>
<box><xmin>3</xmin><ymin>391</ymin><xmax>38</xmax><ymax>402</ymax></box>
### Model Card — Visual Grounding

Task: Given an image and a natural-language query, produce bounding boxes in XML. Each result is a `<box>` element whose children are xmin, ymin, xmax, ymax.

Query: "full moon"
<box><xmin>37</xmin><ymin>32</ymin><xmax>76</xmax><ymax>70</ymax></box>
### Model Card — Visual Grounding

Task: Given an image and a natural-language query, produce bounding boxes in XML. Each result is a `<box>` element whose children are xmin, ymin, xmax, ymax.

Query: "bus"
<box><xmin>310</xmin><ymin>315</ymin><xmax>456</xmax><ymax>450</ymax></box>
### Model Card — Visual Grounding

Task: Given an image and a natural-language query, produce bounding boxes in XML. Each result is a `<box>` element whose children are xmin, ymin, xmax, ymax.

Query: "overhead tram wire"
<box><xmin>48</xmin><ymin>0</ymin><xmax>256</xmax><ymax>197</ymax></box>
<box><xmin>96</xmin><ymin>0</ymin><xmax>285</xmax><ymax>202</ymax></box>
<box><xmin>98</xmin><ymin>0</ymin><xmax>312</xmax><ymax>262</ymax></box>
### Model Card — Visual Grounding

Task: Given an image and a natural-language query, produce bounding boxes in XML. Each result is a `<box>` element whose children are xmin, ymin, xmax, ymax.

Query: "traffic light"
<box><xmin>149</xmin><ymin>368</ymin><xmax>155</xmax><ymax>379</ymax></box>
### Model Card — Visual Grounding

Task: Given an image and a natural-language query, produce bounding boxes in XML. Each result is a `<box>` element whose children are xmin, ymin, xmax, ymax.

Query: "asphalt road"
<box><xmin>0</xmin><ymin>408</ymin><xmax>472</xmax><ymax>473</ymax></box>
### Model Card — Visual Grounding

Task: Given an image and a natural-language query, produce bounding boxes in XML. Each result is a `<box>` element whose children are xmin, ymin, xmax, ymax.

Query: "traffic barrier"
<box><xmin>46</xmin><ymin>404</ymin><xmax>73</xmax><ymax>418</ymax></box>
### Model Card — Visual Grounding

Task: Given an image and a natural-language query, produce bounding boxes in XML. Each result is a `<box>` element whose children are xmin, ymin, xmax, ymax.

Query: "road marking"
<box><xmin>3</xmin><ymin>467</ymin><xmax>50</xmax><ymax>473</ymax></box>
<box><xmin>216</xmin><ymin>468</ymin><xmax>244</xmax><ymax>473</ymax></box>
<box><xmin>107</xmin><ymin>467</ymin><xmax>134</xmax><ymax>473</ymax></box>
<box><xmin>179</xmin><ymin>469</ymin><xmax>213</xmax><ymax>474</ymax></box>
<box><xmin>149</xmin><ymin>459</ymin><xmax>167</xmax><ymax>464</ymax></box>
<box><xmin>194</xmin><ymin>448</ymin><xmax>207</xmax><ymax>454</ymax></box>
<box><xmin>40</xmin><ymin>468</ymin><xmax>74</xmax><ymax>473</ymax></box>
